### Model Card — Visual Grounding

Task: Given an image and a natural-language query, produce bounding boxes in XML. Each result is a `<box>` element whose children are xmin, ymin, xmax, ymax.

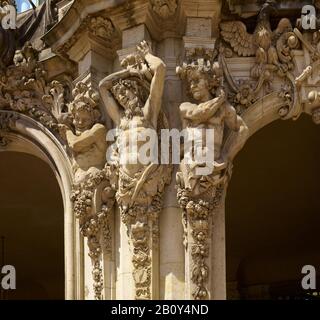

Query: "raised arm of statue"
<box><xmin>137</xmin><ymin>41</ymin><xmax>166</xmax><ymax>128</ymax></box>
<box><xmin>223</xmin><ymin>103</ymin><xmax>249</xmax><ymax>162</ymax></box>
<box><xmin>99</xmin><ymin>69</ymin><xmax>132</xmax><ymax>126</ymax></box>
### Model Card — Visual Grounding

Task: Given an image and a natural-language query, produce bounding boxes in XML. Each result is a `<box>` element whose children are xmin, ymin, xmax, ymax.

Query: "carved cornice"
<box><xmin>43</xmin><ymin>0</ymin><xmax>125</xmax><ymax>48</ymax></box>
<box><xmin>99</xmin><ymin>41</ymin><xmax>172</xmax><ymax>299</ymax></box>
<box><xmin>55</xmin><ymin>14</ymin><xmax>119</xmax><ymax>60</ymax></box>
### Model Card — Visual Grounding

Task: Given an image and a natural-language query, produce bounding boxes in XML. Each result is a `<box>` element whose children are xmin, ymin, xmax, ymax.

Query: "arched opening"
<box><xmin>226</xmin><ymin>114</ymin><xmax>320</xmax><ymax>299</ymax></box>
<box><xmin>0</xmin><ymin>151</ymin><xmax>64</xmax><ymax>300</ymax></box>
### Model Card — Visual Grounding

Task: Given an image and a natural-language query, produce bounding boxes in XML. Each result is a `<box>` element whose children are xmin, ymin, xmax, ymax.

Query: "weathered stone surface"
<box><xmin>0</xmin><ymin>0</ymin><xmax>319</xmax><ymax>300</ymax></box>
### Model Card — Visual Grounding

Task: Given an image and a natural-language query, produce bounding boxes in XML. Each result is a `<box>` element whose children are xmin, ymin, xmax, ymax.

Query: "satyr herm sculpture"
<box><xmin>176</xmin><ymin>54</ymin><xmax>248</xmax><ymax>300</ymax></box>
<box><xmin>99</xmin><ymin>41</ymin><xmax>171</xmax><ymax>299</ymax></box>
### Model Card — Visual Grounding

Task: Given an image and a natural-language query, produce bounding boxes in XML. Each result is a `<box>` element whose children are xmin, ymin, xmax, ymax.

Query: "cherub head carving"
<box><xmin>68</xmin><ymin>83</ymin><xmax>100</xmax><ymax>134</ymax></box>
<box><xmin>177</xmin><ymin>59</ymin><xmax>222</xmax><ymax>103</ymax></box>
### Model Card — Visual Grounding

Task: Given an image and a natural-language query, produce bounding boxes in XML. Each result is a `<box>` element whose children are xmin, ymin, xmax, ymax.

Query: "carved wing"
<box><xmin>220</xmin><ymin>21</ymin><xmax>256</xmax><ymax>57</ymax></box>
<box><xmin>273</xmin><ymin>18</ymin><xmax>292</xmax><ymax>39</ymax></box>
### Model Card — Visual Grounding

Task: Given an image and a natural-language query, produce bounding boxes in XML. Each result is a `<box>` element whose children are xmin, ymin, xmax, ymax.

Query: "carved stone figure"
<box><xmin>60</xmin><ymin>83</ymin><xmax>107</xmax><ymax>184</ymax></box>
<box><xmin>176</xmin><ymin>57</ymin><xmax>248</xmax><ymax>197</ymax></box>
<box><xmin>99</xmin><ymin>40</ymin><xmax>171</xmax><ymax>299</ymax></box>
<box><xmin>64</xmin><ymin>83</ymin><xmax>115</xmax><ymax>300</ymax></box>
<box><xmin>221</xmin><ymin>0</ymin><xmax>298</xmax><ymax>89</ymax></box>
<box><xmin>176</xmin><ymin>53</ymin><xmax>248</xmax><ymax>299</ymax></box>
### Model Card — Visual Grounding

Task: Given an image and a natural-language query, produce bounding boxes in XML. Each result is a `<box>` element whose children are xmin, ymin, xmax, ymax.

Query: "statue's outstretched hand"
<box><xmin>137</xmin><ymin>40</ymin><xmax>150</xmax><ymax>57</ymax></box>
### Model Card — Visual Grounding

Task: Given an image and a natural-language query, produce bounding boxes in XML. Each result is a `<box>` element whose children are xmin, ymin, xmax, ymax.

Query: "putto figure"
<box><xmin>99</xmin><ymin>41</ymin><xmax>171</xmax><ymax>300</ymax></box>
<box><xmin>59</xmin><ymin>82</ymin><xmax>107</xmax><ymax>184</ymax></box>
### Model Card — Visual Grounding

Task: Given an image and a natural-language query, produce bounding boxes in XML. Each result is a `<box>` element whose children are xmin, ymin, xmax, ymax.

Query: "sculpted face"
<box><xmin>114</xmin><ymin>84</ymin><xmax>139</xmax><ymax>110</ymax></box>
<box><xmin>73</xmin><ymin>106</ymin><xmax>94</xmax><ymax>133</ymax></box>
<box><xmin>188</xmin><ymin>72</ymin><xmax>211</xmax><ymax>102</ymax></box>
<box><xmin>312</xmin><ymin>109</ymin><xmax>320</xmax><ymax>125</ymax></box>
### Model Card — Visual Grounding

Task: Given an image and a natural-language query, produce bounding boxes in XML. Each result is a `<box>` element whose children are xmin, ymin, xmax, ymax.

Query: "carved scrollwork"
<box><xmin>0</xmin><ymin>42</ymin><xmax>72</xmax><ymax>137</ymax></box>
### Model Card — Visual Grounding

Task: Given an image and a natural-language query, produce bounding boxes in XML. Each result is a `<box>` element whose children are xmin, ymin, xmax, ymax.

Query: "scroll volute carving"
<box><xmin>176</xmin><ymin>48</ymin><xmax>248</xmax><ymax>300</ymax></box>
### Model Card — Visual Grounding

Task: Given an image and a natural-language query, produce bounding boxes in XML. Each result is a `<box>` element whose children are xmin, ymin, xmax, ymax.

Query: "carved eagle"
<box><xmin>220</xmin><ymin>0</ymin><xmax>292</xmax><ymax>58</ymax></box>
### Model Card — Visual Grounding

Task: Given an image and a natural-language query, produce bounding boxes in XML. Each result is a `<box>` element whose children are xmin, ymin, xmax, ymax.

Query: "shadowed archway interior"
<box><xmin>0</xmin><ymin>152</ymin><xmax>64</xmax><ymax>300</ymax></box>
<box><xmin>226</xmin><ymin>114</ymin><xmax>320</xmax><ymax>299</ymax></box>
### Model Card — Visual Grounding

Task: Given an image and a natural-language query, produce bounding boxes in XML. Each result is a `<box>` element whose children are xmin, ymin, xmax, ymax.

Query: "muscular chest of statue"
<box><xmin>119</xmin><ymin>116</ymin><xmax>153</xmax><ymax>147</ymax></box>
<box><xmin>185</xmin><ymin>106</ymin><xmax>226</xmax><ymax>157</ymax></box>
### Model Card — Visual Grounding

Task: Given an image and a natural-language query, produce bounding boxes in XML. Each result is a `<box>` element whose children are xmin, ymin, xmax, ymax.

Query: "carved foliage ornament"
<box><xmin>150</xmin><ymin>0</ymin><xmax>178</xmax><ymax>19</ymax></box>
<box><xmin>0</xmin><ymin>42</ymin><xmax>71</xmax><ymax>138</ymax></box>
<box><xmin>71</xmin><ymin>166</ymin><xmax>116</xmax><ymax>300</ymax></box>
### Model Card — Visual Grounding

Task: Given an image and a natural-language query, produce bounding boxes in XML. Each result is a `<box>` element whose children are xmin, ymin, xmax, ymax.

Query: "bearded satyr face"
<box><xmin>114</xmin><ymin>84</ymin><xmax>139</xmax><ymax>110</ymax></box>
<box><xmin>188</xmin><ymin>71</ymin><xmax>211</xmax><ymax>103</ymax></box>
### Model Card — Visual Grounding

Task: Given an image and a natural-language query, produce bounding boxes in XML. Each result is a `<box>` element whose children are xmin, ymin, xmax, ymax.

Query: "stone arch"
<box><xmin>222</xmin><ymin>98</ymin><xmax>320</xmax><ymax>299</ymax></box>
<box><xmin>0</xmin><ymin>110</ymin><xmax>81</xmax><ymax>300</ymax></box>
<box><xmin>224</xmin><ymin>91</ymin><xmax>302</xmax><ymax>159</ymax></box>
